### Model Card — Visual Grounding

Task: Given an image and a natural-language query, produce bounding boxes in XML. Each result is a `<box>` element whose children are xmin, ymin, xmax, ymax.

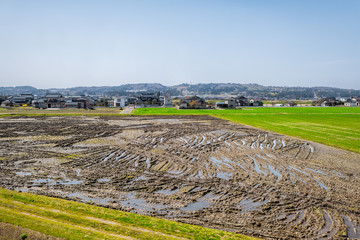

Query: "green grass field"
<box><xmin>0</xmin><ymin>188</ymin><xmax>255</xmax><ymax>240</ymax></box>
<box><xmin>134</xmin><ymin>107</ymin><xmax>360</xmax><ymax>153</ymax></box>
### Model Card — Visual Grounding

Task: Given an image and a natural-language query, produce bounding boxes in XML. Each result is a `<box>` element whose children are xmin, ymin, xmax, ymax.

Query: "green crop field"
<box><xmin>134</xmin><ymin>107</ymin><xmax>360</xmax><ymax>153</ymax></box>
<box><xmin>0</xmin><ymin>188</ymin><xmax>255</xmax><ymax>240</ymax></box>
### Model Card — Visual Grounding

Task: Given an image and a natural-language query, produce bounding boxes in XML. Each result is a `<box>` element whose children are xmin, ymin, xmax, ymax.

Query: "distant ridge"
<box><xmin>0</xmin><ymin>83</ymin><xmax>359</xmax><ymax>99</ymax></box>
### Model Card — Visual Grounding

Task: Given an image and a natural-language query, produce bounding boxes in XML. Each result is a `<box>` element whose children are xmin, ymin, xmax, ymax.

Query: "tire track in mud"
<box><xmin>1</xmin><ymin>115</ymin><xmax>360</xmax><ymax>239</ymax></box>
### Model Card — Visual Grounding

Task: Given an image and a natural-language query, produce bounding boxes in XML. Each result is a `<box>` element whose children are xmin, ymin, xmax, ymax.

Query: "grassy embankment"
<box><xmin>0</xmin><ymin>188</ymin><xmax>256</xmax><ymax>240</ymax></box>
<box><xmin>134</xmin><ymin>107</ymin><xmax>360</xmax><ymax>153</ymax></box>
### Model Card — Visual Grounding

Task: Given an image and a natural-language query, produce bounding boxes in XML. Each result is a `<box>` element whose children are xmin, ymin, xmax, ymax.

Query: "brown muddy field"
<box><xmin>0</xmin><ymin>115</ymin><xmax>360</xmax><ymax>239</ymax></box>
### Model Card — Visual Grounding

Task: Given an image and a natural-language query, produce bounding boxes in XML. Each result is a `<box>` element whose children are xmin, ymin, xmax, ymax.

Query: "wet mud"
<box><xmin>0</xmin><ymin>115</ymin><xmax>360</xmax><ymax>239</ymax></box>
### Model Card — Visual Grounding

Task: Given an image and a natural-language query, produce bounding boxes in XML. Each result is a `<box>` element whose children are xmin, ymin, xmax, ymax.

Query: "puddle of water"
<box><xmin>267</xmin><ymin>164</ymin><xmax>281</xmax><ymax>181</ymax></box>
<box><xmin>309</xmin><ymin>145</ymin><xmax>314</xmax><ymax>152</ymax></box>
<box><xmin>181</xmin><ymin>193</ymin><xmax>218</xmax><ymax>212</ymax></box>
<box><xmin>343</xmin><ymin>216</ymin><xmax>360</xmax><ymax>239</ymax></box>
<box><xmin>134</xmin><ymin>176</ymin><xmax>148</xmax><ymax>181</ymax></box>
<box><xmin>190</xmin><ymin>186</ymin><xmax>201</xmax><ymax>192</ymax></box>
<box><xmin>285</xmin><ymin>213</ymin><xmax>297</xmax><ymax>222</ymax></box>
<box><xmin>134</xmin><ymin>158</ymin><xmax>139</xmax><ymax>167</ymax></box>
<box><xmin>103</xmin><ymin>151</ymin><xmax>117</xmax><ymax>162</ymax></box>
<box><xmin>223</xmin><ymin>158</ymin><xmax>251</xmax><ymax>174</ymax></box>
<box><xmin>275</xmin><ymin>213</ymin><xmax>286</xmax><ymax>220</ymax></box>
<box><xmin>156</xmin><ymin>189</ymin><xmax>179</xmax><ymax>195</ymax></box>
<box><xmin>313</xmin><ymin>179</ymin><xmax>328</xmax><ymax>190</ymax></box>
<box><xmin>216</xmin><ymin>172</ymin><xmax>233</xmax><ymax>180</ymax></box>
<box><xmin>167</xmin><ymin>169</ymin><xmax>182</xmax><ymax>175</ymax></box>
<box><xmin>317</xmin><ymin>212</ymin><xmax>332</xmax><ymax>236</ymax></box>
<box><xmin>128</xmin><ymin>175</ymin><xmax>148</xmax><ymax>185</ymax></box>
<box><xmin>181</xmin><ymin>200</ymin><xmax>211</xmax><ymax>212</ymax></box>
<box><xmin>98</xmin><ymin>178</ymin><xmax>110</xmax><ymax>183</ymax></box>
<box><xmin>210</xmin><ymin>157</ymin><xmax>224</xmax><ymax>168</ymax></box>
<box><xmin>238</xmin><ymin>198</ymin><xmax>269</xmax><ymax>213</ymax></box>
<box><xmin>15</xmin><ymin>187</ymin><xmax>29</xmax><ymax>192</ymax></box>
<box><xmin>198</xmin><ymin>136</ymin><xmax>205</xmax><ymax>145</ymax></box>
<box><xmin>32</xmin><ymin>179</ymin><xmax>55</xmax><ymax>184</ymax></box>
<box><xmin>115</xmin><ymin>151</ymin><xmax>127</xmax><ymax>161</ymax></box>
<box><xmin>218</xmin><ymin>158</ymin><xmax>234</xmax><ymax>169</ymax></box>
<box><xmin>68</xmin><ymin>192</ymin><xmax>113</xmax><ymax>205</ymax></box>
<box><xmin>305</xmin><ymin>168</ymin><xmax>327</xmax><ymax>175</ymax></box>
<box><xmin>281</xmin><ymin>140</ymin><xmax>286</xmax><ymax>147</ymax></box>
<box><xmin>293</xmin><ymin>210</ymin><xmax>305</xmax><ymax>225</ymax></box>
<box><xmin>289</xmin><ymin>165</ymin><xmax>328</xmax><ymax>190</ymax></box>
<box><xmin>249</xmin><ymin>156</ymin><xmax>267</xmax><ymax>176</ymax></box>
<box><xmin>196</xmin><ymin>171</ymin><xmax>204</xmax><ymax>179</ymax></box>
<box><xmin>145</xmin><ymin>158</ymin><xmax>151</xmax><ymax>168</ymax></box>
<box><xmin>32</xmin><ymin>178</ymin><xmax>83</xmax><ymax>185</ymax></box>
<box><xmin>119</xmin><ymin>193</ymin><xmax>167</xmax><ymax>212</ymax></box>
<box><xmin>288</xmin><ymin>172</ymin><xmax>305</xmax><ymax>184</ymax></box>
<box><xmin>59</xmin><ymin>179</ymin><xmax>83</xmax><ymax>185</ymax></box>
<box><xmin>16</xmin><ymin>172</ymin><xmax>32</xmax><ymax>176</ymax></box>
<box><xmin>333</xmin><ymin>171</ymin><xmax>346</xmax><ymax>178</ymax></box>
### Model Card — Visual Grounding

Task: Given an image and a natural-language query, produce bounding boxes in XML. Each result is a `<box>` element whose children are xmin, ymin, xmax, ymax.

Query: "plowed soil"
<box><xmin>1</xmin><ymin>115</ymin><xmax>359</xmax><ymax>239</ymax></box>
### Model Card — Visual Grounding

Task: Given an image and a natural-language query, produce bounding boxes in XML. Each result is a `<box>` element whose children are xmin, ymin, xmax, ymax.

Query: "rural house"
<box><xmin>215</xmin><ymin>98</ymin><xmax>236</xmax><ymax>108</ymax></box>
<box><xmin>34</xmin><ymin>93</ymin><xmax>65</xmax><ymax>109</ymax></box>
<box><xmin>179</xmin><ymin>95</ymin><xmax>206</xmax><ymax>109</ymax></box>
<box><xmin>249</xmin><ymin>99</ymin><xmax>264</xmax><ymax>106</ymax></box>
<box><xmin>137</xmin><ymin>92</ymin><xmax>162</xmax><ymax>106</ymax></box>
<box><xmin>344</xmin><ymin>100</ymin><xmax>357</xmax><ymax>107</ymax></box>
<box><xmin>234</xmin><ymin>96</ymin><xmax>249</xmax><ymax>106</ymax></box>
<box><xmin>163</xmin><ymin>95</ymin><xmax>173</xmax><ymax>107</ymax></box>
<box><xmin>8</xmin><ymin>94</ymin><xmax>34</xmax><ymax>106</ymax></box>
<box><xmin>64</xmin><ymin>95</ymin><xmax>93</xmax><ymax>109</ymax></box>
<box><xmin>109</xmin><ymin>96</ymin><xmax>127</xmax><ymax>107</ymax></box>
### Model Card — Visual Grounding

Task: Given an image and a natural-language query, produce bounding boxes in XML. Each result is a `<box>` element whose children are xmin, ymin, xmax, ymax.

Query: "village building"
<box><xmin>215</xmin><ymin>98</ymin><xmax>236</xmax><ymax>108</ymax></box>
<box><xmin>285</xmin><ymin>101</ymin><xmax>297</xmax><ymax>107</ymax></box>
<box><xmin>179</xmin><ymin>95</ymin><xmax>206</xmax><ymax>109</ymax></box>
<box><xmin>109</xmin><ymin>96</ymin><xmax>127</xmax><ymax>107</ymax></box>
<box><xmin>64</xmin><ymin>96</ymin><xmax>92</xmax><ymax>109</ymax></box>
<box><xmin>321</xmin><ymin>101</ymin><xmax>332</xmax><ymax>107</ymax></box>
<box><xmin>163</xmin><ymin>95</ymin><xmax>173</xmax><ymax>107</ymax></box>
<box><xmin>249</xmin><ymin>99</ymin><xmax>264</xmax><ymax>106</ymax></box>
<box><xmin>344</xmin><ymin>100</ymin><xmax>358</xmax><ymax>107</ymax></box>
<box><xmin>7</xmin><ymin>94</ymin><xmax>34</xmax><ymax>106</ymax></box>
<box><xmin>33</xmin><ymin>93</ymin><xmax>65</xmax><ymax>109</ymax></box>
<box><xmin>137</xmin><ymin>92</ymin><xmax>162</xmax><ymax>106</ymax></box>
<box><xmin>234</xmin><ymin>96</ymin><xmax>249</xmax><ymax>106</ymax></box>
<box><xmin>226</xmin><ymin>98</ymin><xmax>236</xmax><ymax>108</ymax></box>
<box><xmin>215</xmin><ymin>102</ymin><xmax>227</xmax><ymax>108</ymax></box>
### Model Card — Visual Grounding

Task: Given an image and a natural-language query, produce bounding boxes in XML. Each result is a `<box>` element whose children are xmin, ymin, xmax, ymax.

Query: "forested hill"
<box><xmin>0</xmin><ymin>83</ymin><xmax>359</xmax><ymax>99</ymax></box>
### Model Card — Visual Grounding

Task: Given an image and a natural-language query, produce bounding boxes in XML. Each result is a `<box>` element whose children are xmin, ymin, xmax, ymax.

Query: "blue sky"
<box><xmin>0</xmin><ymin>0</ymin><xmax>359</xmax><ymax>89</ymax></box>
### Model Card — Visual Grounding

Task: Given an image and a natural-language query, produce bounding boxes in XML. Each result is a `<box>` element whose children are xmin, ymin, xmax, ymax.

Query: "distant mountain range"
<box><xmin>0</xmin><ymin>83</ymin><xmax>359</xmax><ymax>99</ymax></box>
